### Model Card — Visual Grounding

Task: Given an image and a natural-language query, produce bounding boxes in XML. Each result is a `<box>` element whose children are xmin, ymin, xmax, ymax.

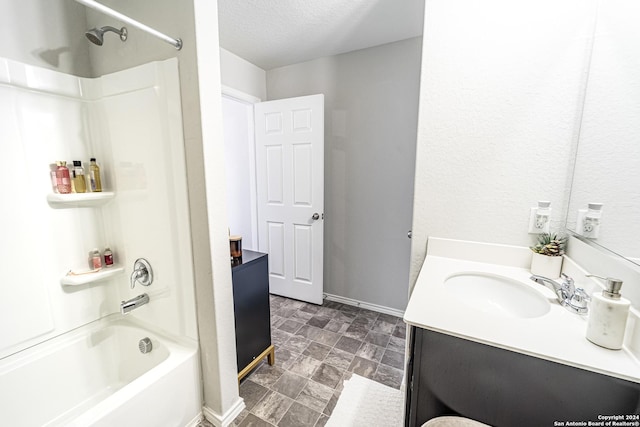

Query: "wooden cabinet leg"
<box><xmin>237</xmin><ymin>345</ymin><xmax>276</xmax><ymax>383</ymax></box>
<box><xmin>267</xmin><ymin>345</ymin><xmax>275</xmax><ymax>366</ymax></box>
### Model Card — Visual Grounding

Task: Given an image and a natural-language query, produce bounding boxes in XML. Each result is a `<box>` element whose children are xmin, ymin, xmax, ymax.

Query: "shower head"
<box><xmin>85</xmin><ymin>26</ymin><xmax>127</xmax><ymax>46</ymax></box>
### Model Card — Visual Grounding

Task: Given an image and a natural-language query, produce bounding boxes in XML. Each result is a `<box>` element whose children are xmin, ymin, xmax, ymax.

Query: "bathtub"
<box><xmin>0</xmin><ymin>316</ymin><xmax>201</xmax><ymax>427</ymax></box>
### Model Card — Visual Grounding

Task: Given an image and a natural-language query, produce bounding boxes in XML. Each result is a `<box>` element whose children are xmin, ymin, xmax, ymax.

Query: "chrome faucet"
<box><xmin>530</xmin><ymin>273</ymin><xmax>590</xmax><ymax>314</ymax></box>
<box><xmin>530</xmin><ymin>273</ymin><xmax>574</xmax><ymax>302</ymax></box>
<box><xmin>121</xmin><ymin>293</ymin><xmax>150</xmax><ymax>314</ymax></box>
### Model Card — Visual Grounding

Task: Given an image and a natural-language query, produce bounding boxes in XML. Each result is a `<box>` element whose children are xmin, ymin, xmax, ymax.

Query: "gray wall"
<box><xmin>267</xmin><ymin>37</ymin><xmax>422</xmax><ymax>311</ymax></box>
<box><xmin>0</xmin><ymin>0</ymin><xmax>92</xmax><ymax>76</ymax></box>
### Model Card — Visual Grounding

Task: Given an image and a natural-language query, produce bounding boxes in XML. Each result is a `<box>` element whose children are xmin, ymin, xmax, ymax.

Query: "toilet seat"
<box><xmin>422</xmin><ymin>416</ymin><xmax>491</xmax><ymax>427</ymax></box>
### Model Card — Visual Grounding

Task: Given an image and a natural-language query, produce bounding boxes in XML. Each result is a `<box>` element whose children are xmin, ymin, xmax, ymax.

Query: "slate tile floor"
<box><xmin>232</xmin><ymin>295</ymin><xmax>407</xmax><ymax>427</ymax></box>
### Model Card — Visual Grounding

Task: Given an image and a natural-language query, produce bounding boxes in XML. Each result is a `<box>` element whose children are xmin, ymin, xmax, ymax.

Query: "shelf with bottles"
<box><xmin>49</xmin><ymin>157</ymin><xmax>107</xmax><ymax>208</ymax></box>
<box><xmin>60</xmin><ymin>265</ymin><xmax>124</xmax><ymax>286</ymax></box>
<box><xmin>46</xmin><ymin>191</ymin><xmax>115</xmax><ymax>208</ymax></box>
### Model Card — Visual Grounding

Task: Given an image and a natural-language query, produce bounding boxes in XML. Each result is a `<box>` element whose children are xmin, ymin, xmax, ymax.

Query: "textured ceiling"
<box><xmin>217</xmin><ymin>0</ymin><xmax>424</xmax><ymax>70</ymax></box>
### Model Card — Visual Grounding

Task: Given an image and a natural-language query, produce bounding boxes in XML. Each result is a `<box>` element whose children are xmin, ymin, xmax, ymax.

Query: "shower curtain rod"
<box><xmin>73</xmin><ymin>0</ymin><xmax>182</xmax><ymax>50</ymax></box>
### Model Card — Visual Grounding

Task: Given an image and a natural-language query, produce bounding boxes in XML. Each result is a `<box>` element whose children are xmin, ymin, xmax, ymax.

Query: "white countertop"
<box><xmin>404</xmin><ymin>238</ymin><xmax>640</xmax><ymax>384</ymax></box>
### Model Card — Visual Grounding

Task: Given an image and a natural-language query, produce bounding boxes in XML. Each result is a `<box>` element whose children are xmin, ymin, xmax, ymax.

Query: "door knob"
<box><xmin>312</xmin><ymin>213</ymin><xmax>320</xmax><ymax>220</ymax></box>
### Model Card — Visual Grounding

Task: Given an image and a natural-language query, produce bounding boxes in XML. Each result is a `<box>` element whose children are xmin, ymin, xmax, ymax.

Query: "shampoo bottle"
<box><xmin>586</xmin><ymin>277</ymin><xmax>630</xmax><ymax>350</ymax></box>
<box><xmin>89</xmin><ymin>158</ymin><xmax>102</xmax><ymax>192</ymax></box>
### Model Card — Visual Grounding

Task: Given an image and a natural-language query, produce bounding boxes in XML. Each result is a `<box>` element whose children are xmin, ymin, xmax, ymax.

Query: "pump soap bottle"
<box><xmin>586</xmin><ymin>276</ymin><xmax>630</xmax><ymax>350</ymax></box>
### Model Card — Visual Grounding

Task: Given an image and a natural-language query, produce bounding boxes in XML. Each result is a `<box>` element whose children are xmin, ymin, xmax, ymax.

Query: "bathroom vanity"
<box><xmin>406</xmin><ymin>328</ymin><xmax>640</xmax><ymax>426</ymax></box>
<box><xmin>231</xmin><ymin>250</ymin><xmax>274</xmax><ymax>381</ymax></box>
<box><xmin>404</xmin><ymin>238</ymin><xmax>640</xmax><ymax>427</ymax></box>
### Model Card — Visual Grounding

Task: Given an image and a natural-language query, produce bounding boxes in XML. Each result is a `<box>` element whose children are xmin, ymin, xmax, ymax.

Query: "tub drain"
<box><xmin>139</xmin><ymin>337</ymin><xmax>153</xmax><ymax>354</ymax></box>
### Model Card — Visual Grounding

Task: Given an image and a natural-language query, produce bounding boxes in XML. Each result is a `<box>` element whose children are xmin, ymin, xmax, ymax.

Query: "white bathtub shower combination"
<box><xmin>0</xmin><ymin>317</ymin><xmax>200</xmax><ymax>427</ymax></box>
<box><xmin>0</xmin><ymin>57</ymin><xmax>202</xmax><ymax>426</ymax></box>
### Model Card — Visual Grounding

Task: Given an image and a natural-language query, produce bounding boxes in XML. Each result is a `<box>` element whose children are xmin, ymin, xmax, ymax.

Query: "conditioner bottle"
<box><xmin>72</xmin><ymin>160</ymin><xmax>86</xmax><ymax>193</ymax></box>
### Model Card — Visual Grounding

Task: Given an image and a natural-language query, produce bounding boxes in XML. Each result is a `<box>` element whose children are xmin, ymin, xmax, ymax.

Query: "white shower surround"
<box><xmin>0</xmin><ymin>56</ymin><xmax>201</xmax><ymax>422</ymax></box>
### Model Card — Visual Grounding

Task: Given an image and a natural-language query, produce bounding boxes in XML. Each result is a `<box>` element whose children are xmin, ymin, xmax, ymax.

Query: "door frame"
<box><xmin>221</xmin><ymin>85</ymin><xmax>261</xmax><ymax>249</ymax></box>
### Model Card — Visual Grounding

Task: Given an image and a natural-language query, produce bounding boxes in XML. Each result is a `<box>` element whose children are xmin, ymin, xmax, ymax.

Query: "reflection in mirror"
<box><xmin>566</xmin><ymin>0</ymin><xmax>640</xmax><ymax>265</ymax></box>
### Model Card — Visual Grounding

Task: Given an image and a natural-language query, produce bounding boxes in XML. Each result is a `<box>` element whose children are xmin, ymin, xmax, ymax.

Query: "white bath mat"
<box><xmin>326</xmin><ymin>374</ymin><xmax>404</xmax><ymax>427</ymax></box>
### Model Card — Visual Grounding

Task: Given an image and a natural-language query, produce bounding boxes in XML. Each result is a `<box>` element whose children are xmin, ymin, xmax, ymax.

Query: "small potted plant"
<box><xmin>530</xmin><ymin>233</ymin><xmax>566</xmax><ymax>278</ymax></box>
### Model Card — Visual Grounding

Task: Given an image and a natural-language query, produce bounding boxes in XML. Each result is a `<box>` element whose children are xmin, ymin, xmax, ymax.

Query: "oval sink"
<box><xmin>445</xmin><ymin>272</ymin><xmax>550</xmax><ymax>319</ymax></box>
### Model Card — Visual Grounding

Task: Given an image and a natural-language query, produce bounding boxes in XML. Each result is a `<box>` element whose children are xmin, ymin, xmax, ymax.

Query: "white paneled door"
<box><xmin>254</xmin><ymin>94</ymin><xmax>324</xmax><ymax>304</ymax></box>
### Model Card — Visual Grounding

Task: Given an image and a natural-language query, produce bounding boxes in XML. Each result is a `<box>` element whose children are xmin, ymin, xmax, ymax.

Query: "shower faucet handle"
<box><xmin>130</xmin><ymin>258</ymin><xmax>153</xmax><ymax>289</ymax></box>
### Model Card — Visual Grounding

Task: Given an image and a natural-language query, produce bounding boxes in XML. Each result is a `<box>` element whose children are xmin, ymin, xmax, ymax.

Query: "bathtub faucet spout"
<box><xmin>121</xmin><ymin>293</ymin><xmax>149</xmax><ymax>314</ymax></box>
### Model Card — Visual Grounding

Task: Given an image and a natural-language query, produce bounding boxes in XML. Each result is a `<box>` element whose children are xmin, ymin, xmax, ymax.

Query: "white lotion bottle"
<box><xmin>586</xmin><ymin>277</ymin><xmax>630</xmax><ymax>350</ymax></box>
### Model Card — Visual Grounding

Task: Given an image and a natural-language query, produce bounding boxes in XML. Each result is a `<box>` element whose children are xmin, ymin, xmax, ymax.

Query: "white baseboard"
<box><xmin>203</xmin><ymin>398</ymin><xmax>246</xmax><ymax>427</ymax></box>
<box><xmin>185</xmin><ymin>412</ymin><xmax>204</xmax><ymax>427</ymax></box>
<box><xmin>323</xmin><ymin>293</ymin><xmax>405</xmax><ymax>318</ymax></box>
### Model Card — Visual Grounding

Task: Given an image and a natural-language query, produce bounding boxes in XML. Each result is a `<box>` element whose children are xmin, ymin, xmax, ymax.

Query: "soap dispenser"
<box><xmin>585</xmin><ymin>276</ymin><xmax>630</xmax><ymax>350</ymax></box>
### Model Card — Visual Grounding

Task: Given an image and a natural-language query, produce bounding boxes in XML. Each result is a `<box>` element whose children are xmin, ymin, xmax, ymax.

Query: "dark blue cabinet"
<box><xmin>231</xmin><ymin>250</ymin><xmax>274</xmax><ymax>380</ymax></box>
<box><xmin>406</xmin><ymin>327</ymin><xmax>640</xmax><ymax>427</ymax></box>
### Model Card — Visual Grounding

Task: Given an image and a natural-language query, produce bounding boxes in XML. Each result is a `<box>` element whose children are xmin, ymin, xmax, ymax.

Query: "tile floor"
<box><xmin>232</xmin><ymin>295</ymin><xmax>407</xmax><ymax>427</ymax></box>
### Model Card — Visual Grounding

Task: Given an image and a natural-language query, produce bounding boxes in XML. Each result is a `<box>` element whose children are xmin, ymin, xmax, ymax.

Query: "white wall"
<box><xmin>409</xmin><ymin>0</ymin><xmax>597</xmax><ymax>291</ymax></box>
<box><xmin>220</xmin><ymin>48</ymin><xmax>266</xmax><ymax>100</ymax></box>
<box><xmin>193</xmin><ymin>1</ymin><xmax>245</xmax><ymax>419</ymax></box>
<box><xmin>0</xmin><ymin>0</ymin><xmax>92</xmax><ymax>77</ymax></box>
<box><xmin>267</xmin><ymin>37</ymin><xmax>422</xmax><ymax>311</ymax></box>
<box><xmin>222</xmin><ymin>96</ymin><xmax>257</xmax><ymax>250</ymax></box>
<box><xmin>218</xmin><ymin>49</ymin><xmax>266</xmax><ymax>253</ymax></box>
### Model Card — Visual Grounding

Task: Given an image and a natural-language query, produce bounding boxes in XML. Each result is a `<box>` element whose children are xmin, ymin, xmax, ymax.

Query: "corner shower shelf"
<box><xmin>47</xmin><ymin>192</ymin><xmax>115</xmax><ymax>209</ymax></box>
<box><xmin>61</xmin><ymin>265</ymin><xmax>124</xmax><ymax>286</ymax></box>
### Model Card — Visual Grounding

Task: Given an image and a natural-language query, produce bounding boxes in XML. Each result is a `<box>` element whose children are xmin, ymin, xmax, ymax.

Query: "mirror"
<box><xmin>566</xmin><ymin>0</ymin><xmax>640</xmax><ymax>266</ymax></box>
